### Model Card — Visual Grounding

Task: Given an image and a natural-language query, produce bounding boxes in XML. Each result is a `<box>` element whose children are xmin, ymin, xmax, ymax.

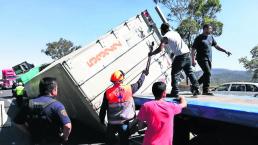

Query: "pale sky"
<box><xmin>1</xmin><ymin>0</ymin><xmax>258</xmax><ymax>71</ymax></box>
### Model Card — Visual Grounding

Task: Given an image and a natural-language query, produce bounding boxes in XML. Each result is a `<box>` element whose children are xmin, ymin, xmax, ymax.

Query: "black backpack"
<box><xmin>26</xmin><ymin>99</ymin><xmax>58</xmax><ymax>140</ymax></box>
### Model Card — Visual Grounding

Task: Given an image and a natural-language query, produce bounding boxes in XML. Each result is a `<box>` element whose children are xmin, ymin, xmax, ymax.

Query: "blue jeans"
<box><xmin>106</xmin><ymin>123</ymin><xmax>130</xmax><ymax>145</ymax></box>
<box><xmin>171</xmin><ymin>53</ymin><xmax>199</xmax><ymax>96</ymax></box>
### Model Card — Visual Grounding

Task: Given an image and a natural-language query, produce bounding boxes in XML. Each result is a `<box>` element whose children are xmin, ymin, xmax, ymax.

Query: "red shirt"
<box><xmin>137</xmin><ymin>100</ymin><xmax>182</xmax><ymax>145</ymax></box>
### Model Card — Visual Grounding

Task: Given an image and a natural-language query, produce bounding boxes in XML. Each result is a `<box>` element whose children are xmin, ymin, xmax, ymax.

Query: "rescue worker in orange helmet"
<box><xmin>99</xmin><ymin>69</ymin><xmax>148</xmax><ymax>145</ymax></box>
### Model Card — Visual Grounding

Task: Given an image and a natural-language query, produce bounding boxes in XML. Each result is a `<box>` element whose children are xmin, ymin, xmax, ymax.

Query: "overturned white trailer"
<box><xmin>24</xmin><ymin>9</ymin><xmax>171</xmax><ymax>142</ymax></box>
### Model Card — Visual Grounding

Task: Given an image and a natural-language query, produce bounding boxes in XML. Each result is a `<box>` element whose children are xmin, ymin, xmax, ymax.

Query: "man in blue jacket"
<box><xmin>14</xmin><ymin>77</ymin><xmax>72</xmax><ymax>145</ymax></box>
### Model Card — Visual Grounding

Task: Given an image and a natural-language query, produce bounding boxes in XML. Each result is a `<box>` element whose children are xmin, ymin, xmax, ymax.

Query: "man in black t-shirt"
<box><xmin>192</xmin><ymin>24</ymin><xmax>232</xmax><ymax>95</ymax></box>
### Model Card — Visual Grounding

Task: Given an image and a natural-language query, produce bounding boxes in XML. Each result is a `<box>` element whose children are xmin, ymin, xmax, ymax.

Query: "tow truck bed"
<box><xmin>134</xmin><ymin>95</ymin><xmax>258</xmax><ymax>128</ymax></box>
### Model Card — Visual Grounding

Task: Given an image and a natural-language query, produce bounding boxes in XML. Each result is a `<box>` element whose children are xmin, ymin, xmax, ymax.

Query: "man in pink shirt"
<box><xmin>137</xmin><ymin>81</ymin><xmax>187</xmax><ymax>145</ymax></box>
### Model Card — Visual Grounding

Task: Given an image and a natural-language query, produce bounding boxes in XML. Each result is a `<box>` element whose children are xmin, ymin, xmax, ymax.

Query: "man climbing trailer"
<box><xmin>148</xmin><ymin>23</ymin><xmax>200</xmax><ymax>97</ymax></box>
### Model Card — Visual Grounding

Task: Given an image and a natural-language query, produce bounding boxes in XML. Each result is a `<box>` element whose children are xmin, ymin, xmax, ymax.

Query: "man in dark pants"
<box><xmin>192</xmin><ymin>24</ymin><xmax>232</xmax><ymax>95</ymax></box>
<box><xmin>149</xmin><ymin>23</ymin><xmax>200</xmax><ymax>97</ymax></box>
<box><xmin>14</xmin><ymin>77</ymin><xmax>72</xmax><ymax>145</ymax></box>
<box><xmin>99</xmin><ymin>70</ymin><xmax>147</xmax><ymax>145</ymax></box>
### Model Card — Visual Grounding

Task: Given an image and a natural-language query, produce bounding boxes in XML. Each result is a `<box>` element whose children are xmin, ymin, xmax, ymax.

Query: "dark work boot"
<box><xmin>167</xmin><ymin>90</ymin><xmax>179</xmax><ymax>98</ymax></box>
<box><xmin>202</xmin><ymin>89</ymin><xmax>214</xmax><ymax>96</ymax></box>
<box><xmin>190</xmin><ymin>85</ymin><xmax>200</xmax><ymax>96</ymax></box>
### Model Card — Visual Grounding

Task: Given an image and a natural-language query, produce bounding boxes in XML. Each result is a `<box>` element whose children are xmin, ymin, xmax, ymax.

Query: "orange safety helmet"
<box><xmin>110</xmin><ymin>70</ymin><xmax>125</xmax><ymax>82</ymax></box>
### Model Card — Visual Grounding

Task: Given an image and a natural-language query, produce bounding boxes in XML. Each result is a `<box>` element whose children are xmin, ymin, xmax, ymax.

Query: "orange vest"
<box><xmin>105</xmin><ymin>84</ymin><xmax>135</xmax><ymax>124</ymax></box>
<box><xmin>106</xmin><ymin>84</ymin><xmax>132</xmax><ymax>103</ymax></box>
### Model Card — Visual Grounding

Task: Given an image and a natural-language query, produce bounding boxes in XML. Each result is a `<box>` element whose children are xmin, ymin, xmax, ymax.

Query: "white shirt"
<box><xmin>163</xmin><ymin>31</ymin><xmax>189</xmax><ymax>56</ymax></box>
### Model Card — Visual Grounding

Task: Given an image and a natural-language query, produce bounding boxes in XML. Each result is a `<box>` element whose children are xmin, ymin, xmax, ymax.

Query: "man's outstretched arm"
<box><xmin>131</xmin><ymin>72</ymin><xmax>146</xmax><ymax>94</ymax></box>
<box><xmin>148</xmin><ymin>37</ymin><xmax>167</xmax><ymax>56</ymax></box>
<box><xmin>214</xmin><ymin>45</ymin><xmax>232</xmax><ymax>56</ymax></box>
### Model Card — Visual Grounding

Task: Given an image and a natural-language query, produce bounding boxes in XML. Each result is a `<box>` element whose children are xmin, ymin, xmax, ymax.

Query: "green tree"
<box><xmin>157</xmin><ymin>0</ymin><xmax>223</xmax><ymax>47</ymax></box>
<box><xmin>239</xmin><ymin>45</ymin><xmax>258</xmax><ymax>82</ymax></box>
<box><xmin>41</xmin><ymin>38</ymin><xmax>81</xmax><ymax>60</ymax></box>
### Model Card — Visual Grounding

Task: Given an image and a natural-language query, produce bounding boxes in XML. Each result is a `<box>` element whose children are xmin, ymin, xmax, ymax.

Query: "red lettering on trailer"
<box><xmin>87</xmin><ymin>41</ymin><xmax>122</xmax><ymax>67</ymax></box>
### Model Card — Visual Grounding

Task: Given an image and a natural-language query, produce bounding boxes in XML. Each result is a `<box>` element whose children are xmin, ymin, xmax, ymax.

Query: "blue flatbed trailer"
<box><xmin>134</xmin><ymin>95</ymin><xmax>258</xmax><ymax>145</ymax></box>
